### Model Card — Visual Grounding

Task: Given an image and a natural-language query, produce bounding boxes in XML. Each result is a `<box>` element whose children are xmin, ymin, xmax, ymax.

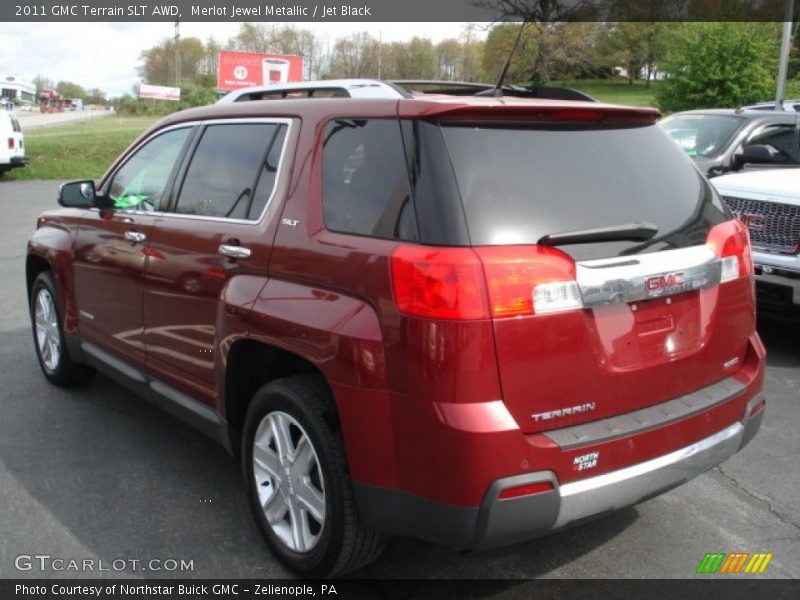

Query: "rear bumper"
<box><xmin>3</xmin><ymin>156</ymin><xmax>28</xmax><ymax>169</ymax></box>
<box><xmin>754</xmin><ymin>268</ymin><xmax>800</xmax><ymax>312</ymax></box>
<box><xmin>355</xmin><ymin>394</ymin><xmax>764</xmax><ymax>549</ymax></box>
<box><xmin>753</xmin><ymin>251</ymin><xmax>800</xmax><ymax>309</ymax></box>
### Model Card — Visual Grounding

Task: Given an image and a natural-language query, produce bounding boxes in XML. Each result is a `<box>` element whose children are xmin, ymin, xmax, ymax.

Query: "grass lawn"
<box><xmin>553</xmin><ymin>79</ymin><xmax>660</xmax><ymax>107</ymax></box>
<box><xmin>4</xmin><ymin>116</ymin><xmax>159</xmax><ymax>181</ymax></box>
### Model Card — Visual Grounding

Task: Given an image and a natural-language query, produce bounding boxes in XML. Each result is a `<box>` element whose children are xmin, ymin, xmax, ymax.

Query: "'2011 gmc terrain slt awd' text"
<box><xmin>26</xmin><ymin>80</ymin><xmax>766</xmax><ymax>576</ymax></box>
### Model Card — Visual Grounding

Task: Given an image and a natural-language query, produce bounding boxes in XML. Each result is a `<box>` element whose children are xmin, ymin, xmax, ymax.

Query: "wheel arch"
<box><xmin>224</xmin><ymin>339</ymin><xmax>335</xmax><ymax>449</ymax></box>
<box><xmin>27</xmin><ymin>223</ymin><xmax>79</xmax><ymax>336</ymax></box>
<box><xmin>221</xmin><ymin>279</ymin><xmax>398</xmax><ymax>488</ymax></box>
<box><xmin>26</xmin><ymin>253</ymin><xmax>51</xmax><ymax>298</ymax></box>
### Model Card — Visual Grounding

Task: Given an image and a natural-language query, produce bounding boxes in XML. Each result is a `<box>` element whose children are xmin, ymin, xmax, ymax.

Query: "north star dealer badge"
<box><xmin>573</xmin><ymin>451</ymin><xmax>599</xmax><ymax>471</ymax></box>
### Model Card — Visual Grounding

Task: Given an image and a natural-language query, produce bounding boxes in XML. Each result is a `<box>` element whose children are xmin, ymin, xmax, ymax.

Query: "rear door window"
<box><xmin>174</xmin><ymin>122</ymin><xmax>287</xmax><ymax>220</ymax></box>
<box><xmin>322</xmin><ymin>119</ymin><xmax>417</xmax><ymax>240</ymax></box>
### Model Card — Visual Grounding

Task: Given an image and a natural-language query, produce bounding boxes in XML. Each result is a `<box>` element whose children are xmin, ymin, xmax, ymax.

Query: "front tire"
<box><xmin>30</xmin><ymin>271</ymin><xmax>95</xmax><ymax>386</ymax></box>
<box><xmin>242</xmin><ymin>375</ymin><xmax>385</xmax><ymax>577</ymax></box>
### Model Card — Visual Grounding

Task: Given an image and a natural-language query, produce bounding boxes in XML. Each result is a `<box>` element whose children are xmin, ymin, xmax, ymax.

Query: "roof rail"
<box><xmin>216</xmin><ymin>78</ymin><xmax>596</xmax><ymax>105</ymax></box>
<box><xmin>389</xmin><ymin>80</ymin><xmax>596</xmax><ymax>102</ymax></box>
<box><xmin>216</xmin><ymin>79</ymin><xmax>409</xmax><ymax>104</ymax></box>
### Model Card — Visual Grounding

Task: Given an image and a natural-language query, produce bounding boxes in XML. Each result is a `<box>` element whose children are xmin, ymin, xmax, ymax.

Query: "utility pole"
<box><xmin>174</xmin><ymin>20</ymin><xmax>181</xmax><ymax>89</ymax></box>
<box><xmin>775</xmin><ymin>0</ymin><xmax>795</xmax><ymax>110</ymax></box>
<box><xmin>377</xmin><ymin>31</ymin><xmax>383</xmax><ymax>79</ymax></box>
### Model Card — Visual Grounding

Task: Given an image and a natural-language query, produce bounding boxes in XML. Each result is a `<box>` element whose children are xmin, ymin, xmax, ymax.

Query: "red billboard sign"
<box><xmin>217</xmin><ymin>51</ymin><xmax>304</xmax><ymax>91</ymax></box>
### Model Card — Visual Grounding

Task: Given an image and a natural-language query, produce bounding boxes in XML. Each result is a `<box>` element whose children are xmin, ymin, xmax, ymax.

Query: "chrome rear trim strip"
<box><xmin>576</xmin><ymin>244</ymin><xmax>721</xmax><ymax>307</ymax></box>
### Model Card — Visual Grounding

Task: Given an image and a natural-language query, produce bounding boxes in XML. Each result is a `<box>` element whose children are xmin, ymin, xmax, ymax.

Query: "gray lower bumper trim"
<box><xmin>354</xmin><ymin>406</ymin><xmax>762</xmax><ymax>549</ymax></box>
<box><xmin>543</xmin><ymin>376</ymin><xmax>745</xmax><ymax>450</ymax></box>
<box><xmin>554</xmin><ymin>421</ymin><xmax>743</xmax><ymax>528</ymax></box>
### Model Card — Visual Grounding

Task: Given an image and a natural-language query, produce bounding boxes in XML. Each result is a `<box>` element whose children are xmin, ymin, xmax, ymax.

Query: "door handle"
<box><xmin>124</xmin><ymin>230</ymin><xmax>147</xmax><ymax>244</ymax></box>
<box><xmin>218</xmin><ymin>244</ymin><xmax>252</xmax><ymax>259</ymax></box>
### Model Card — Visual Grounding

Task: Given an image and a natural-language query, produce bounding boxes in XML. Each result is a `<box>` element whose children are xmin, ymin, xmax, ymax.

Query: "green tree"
<box><xmin>597</xmin><ymin>23</ymin><xmax>667</xmax><ymax>86</ymax></box>
<box><xmin>324</xmin><ymin>32</ymin><xmax>381</xmax><ymax>78</ymax></box>
<box><xmin>656</xmin><ymin>22</ymin><xmax>782</xmax><ymax>112</ymax></box>
<box><xmin>433</xmin><ymin>28</ymin><xmax>486</xmax><ymax>82</ymax></box>
<box><xmin>543</xmin><ymin>22</ymin><xmax>600</xmax><ymax>81</ymax></box>
<box><xmin>32</xmin><ymin>75</ymin><xmax>54</xmax><ymax>96</ymax></box>
<box><xmin>436</xmin><ymin>39</ymin><xmax>462</xmax><ymax>80</ymax></box>
<box><xmin>483</xmin><ymin>23</ymin><xmax>539</xmax><ymax>85</ymax></box>
<box><xmin>227</xmin><ymin>22</ymin><xmax>272</xmax><ymax>52</ymax></box>
<box><xmin>55</xmin><ymin>81</ymin><xmax>87</xmax><ymax>99</ymax></box>
<box><xmin>138</xmin><ymin>37</ymin><xmax>207</xmax><ymax>87</ymax></box>
<box><xmin>393</xmin><ymin>37</ymin><xmax>438</xmax><ymax>79</ymax></box>
<box><xmin>84</xmin><ymin>88</ymin><xmax>107</xmax><ymax>105</ymax></box>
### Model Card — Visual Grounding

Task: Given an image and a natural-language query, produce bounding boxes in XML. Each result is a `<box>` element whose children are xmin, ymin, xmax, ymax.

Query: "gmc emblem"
<box><xmin>645</xmin><ymin>272</ymin><xmax>685</xmax><ymax>293</ymax></box>
<box><xmin>737</xmin><ymin>213</ymin><xmax>765</xmax><ymax>232</ymax></box>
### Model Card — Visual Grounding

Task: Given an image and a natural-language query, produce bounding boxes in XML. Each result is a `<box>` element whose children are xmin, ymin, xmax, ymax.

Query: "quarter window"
<box><xmin>322</xmin><ymin>119</ymin><xmax>416</xmax><ymax>240</ymax></box>
<box><xmin>108</xmin><ymin>128</ymin><xmax>192</xmax><ymax>211</ymax></box>
<box><xmin>174</xmin><ymin>123</ymin><xmax>287</xmax><ymax>220</ymax></box>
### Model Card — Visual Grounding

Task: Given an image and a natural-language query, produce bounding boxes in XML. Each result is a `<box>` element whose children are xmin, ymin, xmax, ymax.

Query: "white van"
<box><xmin>0</xmin><ymin>109</ymin><xmax>28</xmax><ymax>177</ymax></box>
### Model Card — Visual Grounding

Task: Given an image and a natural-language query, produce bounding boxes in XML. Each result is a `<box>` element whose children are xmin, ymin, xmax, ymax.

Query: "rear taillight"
<box><xmin>475</xmin><ymin>246</ymin><xmax>581</xmax><ymax>317</ymax></box>
<box><xmin>707</xmin><ymin>219</ymin><xmax>753</xmax><ymax>283</ymax></box>
<box><xmin>7</xmin><ymin>137</ymin><xmax>13</xmax><ymax>149</ymax></box>
<box><xmin>390</xmin><ymin>246</ymin><xmax>488</xmax><ymax>320</ymax></box>
<box><xmin>390</xmin><ymin>244</ymin><xmax>582</xmax><ymax>320</ymax></box>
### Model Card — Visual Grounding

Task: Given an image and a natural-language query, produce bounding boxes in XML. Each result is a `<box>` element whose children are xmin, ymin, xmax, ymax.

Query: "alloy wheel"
<box><xmin>252</xmin><ymin>411</ymin><xmax>326</xmax><ymax>553</ymax></box>
<box><xmin>34</xmin><ymin>288</ymin><xmax>60</xmax><ymax>372</ymax></box>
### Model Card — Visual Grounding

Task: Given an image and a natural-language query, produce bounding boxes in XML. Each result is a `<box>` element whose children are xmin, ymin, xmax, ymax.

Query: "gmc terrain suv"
<box><xmin>26</xmin><ymin>80</ymin><xmax>766</xmax><ymax>576</ymax></box>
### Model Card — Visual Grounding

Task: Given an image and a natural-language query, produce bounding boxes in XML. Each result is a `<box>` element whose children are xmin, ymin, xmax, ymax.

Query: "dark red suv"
<box><xmin>26</xmin><ymin>80</ymin><xmax>766</xmax><ymax>577</ymax></box>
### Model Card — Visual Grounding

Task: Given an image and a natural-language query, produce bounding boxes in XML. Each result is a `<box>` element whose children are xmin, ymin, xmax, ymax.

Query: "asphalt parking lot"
<box><xmin>0</xmin><ymin>180</ymin><xmax>798</xmax><ymax>580</ymax></box>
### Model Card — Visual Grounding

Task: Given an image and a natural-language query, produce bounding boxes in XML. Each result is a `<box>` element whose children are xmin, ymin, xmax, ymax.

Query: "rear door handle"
<box><xmin>124</xmin><ymin>231</ymin><xmax>147</xmax><ymax>244</ymax></box>
<box><xmin>218</xmin><ymin>244</ymin><xmax>251</xmax><ymax>259</ymax></box>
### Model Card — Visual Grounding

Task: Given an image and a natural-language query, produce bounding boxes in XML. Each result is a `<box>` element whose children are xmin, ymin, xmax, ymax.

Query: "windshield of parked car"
<box><xmin>659</xmin><ymin>114</ymin><xmax>745</xmax><ymax>158</ymax></box>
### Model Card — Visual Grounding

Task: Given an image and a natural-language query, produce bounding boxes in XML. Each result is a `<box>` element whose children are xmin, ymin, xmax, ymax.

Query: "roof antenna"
<box><xmin>478</xmin><ymin>21</ymin><xmax>528</xmax><ymax>97</ymax></box>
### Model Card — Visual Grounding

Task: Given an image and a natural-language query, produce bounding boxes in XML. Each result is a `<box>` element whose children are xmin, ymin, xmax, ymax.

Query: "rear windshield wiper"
<box><xmin>538</xmin><ymin>222</ymin><xmax>659</xmax><ymax>247</ymax></box>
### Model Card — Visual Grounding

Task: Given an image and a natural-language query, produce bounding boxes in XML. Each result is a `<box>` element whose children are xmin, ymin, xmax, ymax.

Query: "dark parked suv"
<box><xmin>26</xmin><ymin>80</ymin><xmax>766</xmax><ymax>576</ymax></box>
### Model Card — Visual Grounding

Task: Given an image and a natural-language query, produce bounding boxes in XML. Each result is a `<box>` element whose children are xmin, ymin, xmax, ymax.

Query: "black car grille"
<box><xmin>723</xmin><ymin>195</ymin><xmax>800</xmax><ymax>255</ymax></box>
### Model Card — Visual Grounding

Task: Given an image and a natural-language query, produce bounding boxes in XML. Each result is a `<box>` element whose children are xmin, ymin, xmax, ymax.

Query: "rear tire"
<box><xmin>30</xmin><ymin>271</ymin><xmax>95</xmax><ymax>386</ymax></box>
<box><xmin>242</xmin><ymin>375</ymin><xmax>385</xmax><ymax>577</ymax></box>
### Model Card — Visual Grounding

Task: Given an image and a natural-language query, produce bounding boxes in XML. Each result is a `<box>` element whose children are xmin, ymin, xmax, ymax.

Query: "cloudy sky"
<box><xmin>0</xmin><ymin>22</ymin><xmax>488</xmax><ymax>97</ymax></box>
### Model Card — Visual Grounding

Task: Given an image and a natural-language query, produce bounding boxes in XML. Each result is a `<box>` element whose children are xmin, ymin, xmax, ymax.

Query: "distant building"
<box><xmin>1</xmin><ymin>76</ymin><xmax>36</xmax><ymax>107</ymax></box>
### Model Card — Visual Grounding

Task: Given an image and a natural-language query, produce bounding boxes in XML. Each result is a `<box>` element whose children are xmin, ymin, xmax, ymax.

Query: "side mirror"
<box><xmin>735</xmin><ymin>144</ymin><xmax>779</xmax><ymax>167</ymax></box>
<box><xmin>58</xmin><ymin>180</ymin><xmax>96</xmax><ymax>208</ymax></box>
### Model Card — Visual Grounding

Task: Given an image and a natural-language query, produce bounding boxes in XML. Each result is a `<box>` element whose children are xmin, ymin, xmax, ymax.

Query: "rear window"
<box><xmin>438</xmin><ymin>122</ymin><xmax>727</xmax><ymax>257</ymax></box>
